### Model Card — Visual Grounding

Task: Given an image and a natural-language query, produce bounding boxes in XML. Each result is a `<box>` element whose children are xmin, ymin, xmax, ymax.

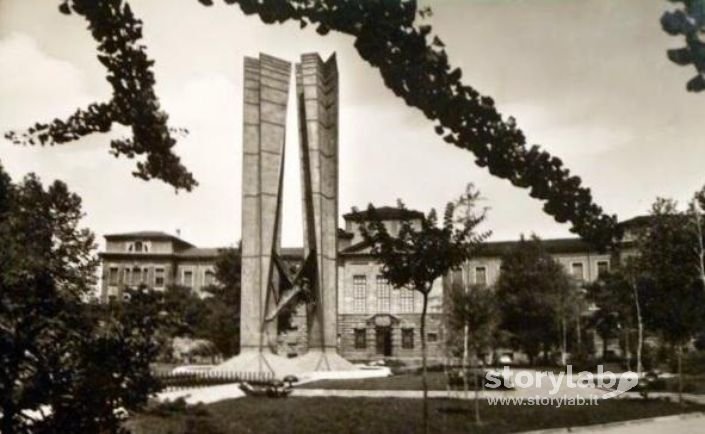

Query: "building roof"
<box><xmin>176</xmin><ymin>247</ymin><xmax>223</xmax><ymax>259</ymax></box>
<box><xmin>618</xmin><ymin>215</ymin><xmax>652</xmax><ymax>229</ymax></box>
<box><xmin>104</xmin><ymin>231</ymin><xmax>194</xmax><ymax>247</ymax></box>
<box><xmin>343</xmin><ymin>206</ymin><xmax>424</xmax><ymax>222</ymax></box>
<box><xmin>478</xmin><ymin>238</ymin><xmax>595</xmax><ymax>257</ymax></box>
<box><xmin>618</xmin><ymin>214</ymin><xmax>689</xmax><ymax>230</ymax></box>
<box><xmin>340</xmin><ymin>237</ymin><xmax>602</xmax><ymax>258</ymax></box>
<box><xmin>339</xmin><ymin>240</ymin><xmax>373</xmax><ymax>255</ymax></box>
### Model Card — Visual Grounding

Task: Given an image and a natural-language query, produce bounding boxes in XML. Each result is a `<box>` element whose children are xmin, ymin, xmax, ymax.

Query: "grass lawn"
<box><xmin>126</xmin><ymin>397</ymin><xmax>703</xmax><ymax>434</ymax></box>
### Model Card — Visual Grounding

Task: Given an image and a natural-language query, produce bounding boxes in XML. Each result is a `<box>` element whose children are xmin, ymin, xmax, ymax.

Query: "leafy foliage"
<box><xmin>44</xmin><ymin>288</ymin><xmax>167</xmax><ymax>434</ymax></box>
<box><xmin>0</xmin><ymin>162</ymin><xmax>164</xmax><ymax>433</ymax></box>
<box><xmin>661</xmin><ymin>0</ymin><xmax>705</xmax><ymax>92</ymax></box>
<box><xmin>634</xmin><ymin>198</ymin><xmax>705</xmax><ymax>346</ymax></box>
<box><xmin>4</xmin><ymin>1</ymin><xmax>196</xmax><ymax>191</ymax></box>
<box><xmin>8</xmin><ymin>0</ymin><xmax>618</xmax><ymax>247</ymax></box>
<box><xmin>448</xmin><ymin>283</ymin><xmax>499</xmax><ymax>357</ymax></box>
<box><xmin>200</xmin><ymin>247</ymin><xmax>241</xmax><ymax>357</ymax></box>
<box><xmin>495</xmin><ymin>235</ymin><xmax>572</xmax><ymax>364</ymax></box>
<box><xmin>361</xmin><ymin>186</ymin><xmax>490</xmax><ymax>296</ymax></box>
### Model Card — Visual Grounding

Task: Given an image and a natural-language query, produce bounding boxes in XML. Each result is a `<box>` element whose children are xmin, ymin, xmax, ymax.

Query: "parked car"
<box><xmin>497</xmin><ymin>354</ymin><xmax>513</xmax><ymax>366</ymax></box>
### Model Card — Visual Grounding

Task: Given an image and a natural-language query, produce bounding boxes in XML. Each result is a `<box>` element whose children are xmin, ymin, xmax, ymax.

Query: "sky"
<box><xmin>1</xmin><ymin>0</ymin><xmax>704</xmax><ymax>250</ymax></box>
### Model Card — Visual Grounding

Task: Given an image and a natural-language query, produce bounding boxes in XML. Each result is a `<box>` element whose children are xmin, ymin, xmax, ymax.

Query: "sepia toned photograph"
<box><xmin>1</xmin><ymin>0</ymin><xmax>705</xmax><ymax>433</ymax></box>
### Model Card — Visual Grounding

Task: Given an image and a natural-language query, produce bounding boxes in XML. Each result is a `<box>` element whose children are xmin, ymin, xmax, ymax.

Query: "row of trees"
<box><xmin>445</xmin><ymin>190</ymin><xmax>705</xmax><ymax>410</ymax></box>
<box><xmin>588</xmin><ymin>193</ymin><xmax>705</xmax><ymax>399</ymax></box>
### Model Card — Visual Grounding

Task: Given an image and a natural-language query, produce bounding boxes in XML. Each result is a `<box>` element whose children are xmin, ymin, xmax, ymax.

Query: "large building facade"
<box><xmin>99</xmin><ymin>212</ymin><xmax>640</xmax><ymax>363</ymax></box>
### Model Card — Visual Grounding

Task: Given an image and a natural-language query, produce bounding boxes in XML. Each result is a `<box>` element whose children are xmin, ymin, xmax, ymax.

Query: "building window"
<box><xmin>353</xmin><ymin>275</ymin><xmax>367</xmax><ymax>313</ymax></box>
<box><xmin>475</xmin><ymin>266</ymin><xmax>487</xmax><ymax>286</ymax></box>
<box><xmin>571</xmin><ymin>262</ymin><xmax>584</xmax><ymax>281</ymax></box>
<box><xmin>402</xmin><ymin>328</ymin><xmax>414</xmax><ymax>349</ymax></box>
<box><xmin>107</xmin><ymin>285</ymin><xmax>119</xmax><ymax>298</ymax></box>
<box><xmin>400</xmin><ymin>288</ymin><xmax>415</xmax><ymax>313</ymax></box>
<box><xmin>155</xmin><ymin>268</ymin><xmax>165</xmax><ymax>288</ymax></box>
<box><xmin>108</xmin><ymin>267</ymin><xmax>119</xmax><ymax>285</ymax></box>
<box><xmin>131</xmin><ymin>267</ymin><xmax>141</xmax><ymax>286</ymax></box>
<box><xmin>597</xmin><ymin>261</ymin><xmax>609</xmax><ymax>278</ymax></box>
<box><xmin>183</xmin><ymin>270</ymin><xmax>194</xmax><ymax>287</ymax></box>
<box><xmin>376</xmin><ymin>276</ymin><xmax>390</xmax><ymax>312</ymax></box>
<box><xmin>428</xmin><ymin>333</ymin><xmax>438</xmax><ymax>343</ymax></box>
<box><xmin>354</xmin><ymin>329</ymin><xmax>366</xmax><ymax>349</ymax></box>
<box><xmin>143</xmin><ymin>267</ymin><xmax>150</xmax><ymax>285</ymax></box>
<box><xmin>123</xmin><ymin>268</ymin><xmax>130</xmax><ymax>285</ymax></box>
<box><xmin>128</xmin><ymin>241</ymin><xmax>150</xmax><ymax>253</ymax></box>
<box><xmin>204</xmin><ymin>269</ymin><xmax>216</xmax><ymax>286</ymax></box>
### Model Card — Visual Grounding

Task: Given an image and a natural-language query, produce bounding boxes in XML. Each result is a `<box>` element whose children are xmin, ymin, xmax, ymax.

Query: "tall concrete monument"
<box><xmin>218</xmin><ymin>53</ymin><xmax>355</xmax><ymax>376</ymax></box>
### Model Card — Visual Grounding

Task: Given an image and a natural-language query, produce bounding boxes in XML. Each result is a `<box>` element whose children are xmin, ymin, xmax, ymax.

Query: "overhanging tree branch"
<box><xmin>8</xmin><ymin>0</ymin><xmax>618</xmax><ymax>245</ymax></box>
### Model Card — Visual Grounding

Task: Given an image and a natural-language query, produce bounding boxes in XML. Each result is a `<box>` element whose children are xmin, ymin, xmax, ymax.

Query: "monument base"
<box><xmin>214</xmin><ymin>347</ymin><xmax>357</xmax><ymax>378</ymax></box>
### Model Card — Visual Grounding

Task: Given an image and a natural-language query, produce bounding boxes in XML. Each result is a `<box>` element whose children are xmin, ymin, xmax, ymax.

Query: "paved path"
<box><xmin>583</xmin><ymin>414</ymin><xmax>705</xmax><ymax>433</ymax></box>
<box><xmin>523</xmin><ymin>412</ymin><xmax>705</xmax><ymax>434</ymax></box>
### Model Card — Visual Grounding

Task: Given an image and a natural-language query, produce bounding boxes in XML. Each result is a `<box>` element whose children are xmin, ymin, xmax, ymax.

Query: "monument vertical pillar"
<box><xmin>219</xmin><ymin>52</ymin><xmax>354</xmax><ymax>376</ymax></box>
<box><xmin>241</xmin><ymin>54</ymin><xmax>291</xmax><ymax>353</ymax></box>
<box><xmin>296</xmin><ymin>53</ymin><xmax>339</xmax><ymax>355</ymax></box>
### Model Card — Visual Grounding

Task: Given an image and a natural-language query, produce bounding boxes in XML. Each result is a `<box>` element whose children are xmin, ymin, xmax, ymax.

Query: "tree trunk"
<box><xmin>632</xmin><ymin>279</ymin><xmax>644</xmax><ymax>376</ymax></box>
<box><xmin>693</xmin><ymin>203</ymin><xmax>705</xmax><ymax>292</ymax></box>
<box><xmin>462</xmin><ymin>323</ymin><xmax>469</xmax><ymax>400</ymax></box>
<box><xmin>560</xmin><ymin>316</ymin><xmax>567</xmax><ymax>366</ymax></box>
<box><xmin>576</xmin><ymin>314</ymin><xmax>582</xmax><ymax>353</ymax></box>
<box><xmin>473</xmin><ymin>352</ymin><xmax>481</xmax><ymax>425</ymax></box>
<box><xmin>678</xmin><ymin>344</ymin><xmax>683</xmax><ymax>406</ymax></box>
<box><xmin>421</xmin><ymin>292</ymin><xmax>429</xmax><ymax>434</ymax></box>
<box><xmin>624</xmin><ymin>328</ymin><xmax>631</xmax><ymax>371</ymax></box>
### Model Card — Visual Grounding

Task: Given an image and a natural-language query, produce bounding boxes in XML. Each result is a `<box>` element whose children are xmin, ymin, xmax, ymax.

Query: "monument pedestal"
<box><xmin>215</xmin><ymin>348</ymin><xmax>357</xmax><ymax>378</ymax></box>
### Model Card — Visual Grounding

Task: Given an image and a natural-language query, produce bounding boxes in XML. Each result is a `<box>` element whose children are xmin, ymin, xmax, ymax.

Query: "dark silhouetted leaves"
<box><xmin>6</xmin><ymin>0</ymin><xmax>197</xmax><ymax>191</ymax></box>
<box><xmin>8</xmin><ymin>0</ymin><xmax>620</xmax><ymax>248</ymax></box>
<box><xmin>661</xmin><ymin>0</ymin><xmax>705</xmax><ymax>92</ymax></box>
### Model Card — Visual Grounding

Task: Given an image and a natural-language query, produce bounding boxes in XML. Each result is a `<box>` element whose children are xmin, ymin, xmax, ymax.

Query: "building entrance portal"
<box><xmin>375</xmin><ymin>327</ymin><xmax>392</xmax><ymax>357</ymax></box>
<box><xmin>216</xmin><ymin>53</ymin><xmax>355</xmax><ymax>377</ymax></box>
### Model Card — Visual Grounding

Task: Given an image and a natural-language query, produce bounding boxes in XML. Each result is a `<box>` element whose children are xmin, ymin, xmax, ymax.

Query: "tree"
<box><xmin>47</xmin><ymin>287</ymin><xmax>167</xmax><ymax>433</ymax></box>
<box><xmin>587</xmin><ymin>262</ymin><xmax>644</xmax><ymax>374</ymax></box>
<box><xmin>5</xmin><ymin>0</ymin><xmax>619</xmax><ymax>248</ymax></box>
<box><xmin>635</xmin><ymin>198</ymin><xmax>705</xmax><ymax>402</ymax></box>
<box><xmin>361</xmin><ymin>184</ymin><xmax>489</xmax><ymax>434</ymax></box>
<box><xmin>0</xmin><ymin>162</ymin><xmax>96</xmax><ymax>433</ymax></box>
<box><xmin>0</xmin><ymin>161</ymin><xmax>165</xmax><ymax>433</ymax></box>
<box><xmin>201</xmin><ymin>247</ymin><xmax>241</xmax><ymax>357</ymax></box>
<box><xmin>688</xmin><ymin>186</ymin><xmax>705</xmax><ymax>291</ymax></box>
<box><xmin>550</xmin><ymin>274</ymin><xmax>581</xmax><ymax>366</ymax></box>
<box><xmin>661</xmin><ymin>0</ymin><xmax>705</xmax><ymax>92</ymax></box>
<box><xmin>448</xmin><ymin>283</ymin><xmax>498</xmax><ymax>424</ymax></box>
<box><xmin>161</xmin><ymin>285</ymin><xmax>209</xmax><ymax>336</ymax></box>
<box><xmin>495</xmin><ymin>235</ymin><xmax>572</xmax><ymax>366</ymax></box>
